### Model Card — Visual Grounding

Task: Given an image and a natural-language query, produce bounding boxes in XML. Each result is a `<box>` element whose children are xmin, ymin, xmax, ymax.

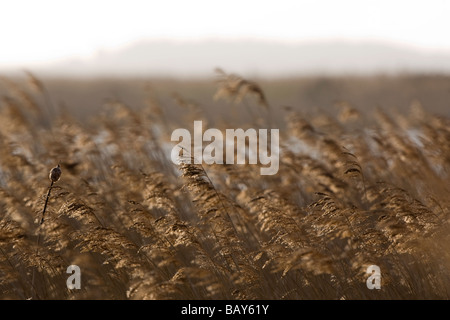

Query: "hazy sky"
<box><xmin>1</xmin><ymin>0</ymin><xmax>450</xmax><ymax>69</ymax></box>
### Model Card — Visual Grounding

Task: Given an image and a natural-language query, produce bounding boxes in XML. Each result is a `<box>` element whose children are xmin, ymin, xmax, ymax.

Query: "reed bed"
<box><xmin>0</xmin><ymin>71</ymin><xmax>448</xmax><ymax>299</ymax></box>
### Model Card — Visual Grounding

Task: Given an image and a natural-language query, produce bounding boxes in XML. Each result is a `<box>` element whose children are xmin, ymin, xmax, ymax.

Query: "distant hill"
<box><xmin>7</xmin><ymin>40</ymin><xmax>450</xmax><ymax>77</ymax></box>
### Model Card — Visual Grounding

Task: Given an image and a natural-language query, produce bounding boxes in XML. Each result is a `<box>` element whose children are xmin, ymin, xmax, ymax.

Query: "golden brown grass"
<box><xmin>0</xmin><ymin>71</ymin><xmax>449</xmax><ymax>300</ymax></box>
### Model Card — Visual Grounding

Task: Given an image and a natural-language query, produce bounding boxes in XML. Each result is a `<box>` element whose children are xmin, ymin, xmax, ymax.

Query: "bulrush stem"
<box><xmin>32</xmin><ymin>180</ymin><xmax>54</xmax><ymax>299</ymax></box>
<box><xmin>40</xmin><ymin>180</ymin><xmax>54</xmax><ymax>225</ymax></box>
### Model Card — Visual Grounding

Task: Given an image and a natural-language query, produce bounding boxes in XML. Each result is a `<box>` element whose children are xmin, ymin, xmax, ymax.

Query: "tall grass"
<box><xmin>0</xmin><ymin>71</ymin><xmax>448</xmax><ymax>299</ymax></box>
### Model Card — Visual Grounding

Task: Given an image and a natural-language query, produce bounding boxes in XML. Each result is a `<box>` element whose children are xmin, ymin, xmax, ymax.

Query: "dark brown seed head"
<box><xmin>49</xmin><ymin>163</ymin><xmax>62</xmax><ymax>182</ymax></box>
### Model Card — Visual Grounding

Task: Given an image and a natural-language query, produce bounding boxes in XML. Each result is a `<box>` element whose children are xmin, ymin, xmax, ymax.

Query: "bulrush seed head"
<box><xmin>49</xmin><ymin>163</ymin><xmax>62</xmax><ymax>182</ymax></box>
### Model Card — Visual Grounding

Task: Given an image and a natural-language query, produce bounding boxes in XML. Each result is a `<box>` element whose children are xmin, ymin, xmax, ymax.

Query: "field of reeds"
<box><xmin>0</xmin><ymin>70</ymin><xmax>449</xmax><ymax>300</ymax></box>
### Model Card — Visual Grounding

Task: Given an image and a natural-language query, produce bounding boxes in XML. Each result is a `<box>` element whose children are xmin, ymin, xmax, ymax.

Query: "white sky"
<box><xmin>1</xmin><ymin>0</ymin><xmax>450</xmax><ymax>68</ymax></box>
